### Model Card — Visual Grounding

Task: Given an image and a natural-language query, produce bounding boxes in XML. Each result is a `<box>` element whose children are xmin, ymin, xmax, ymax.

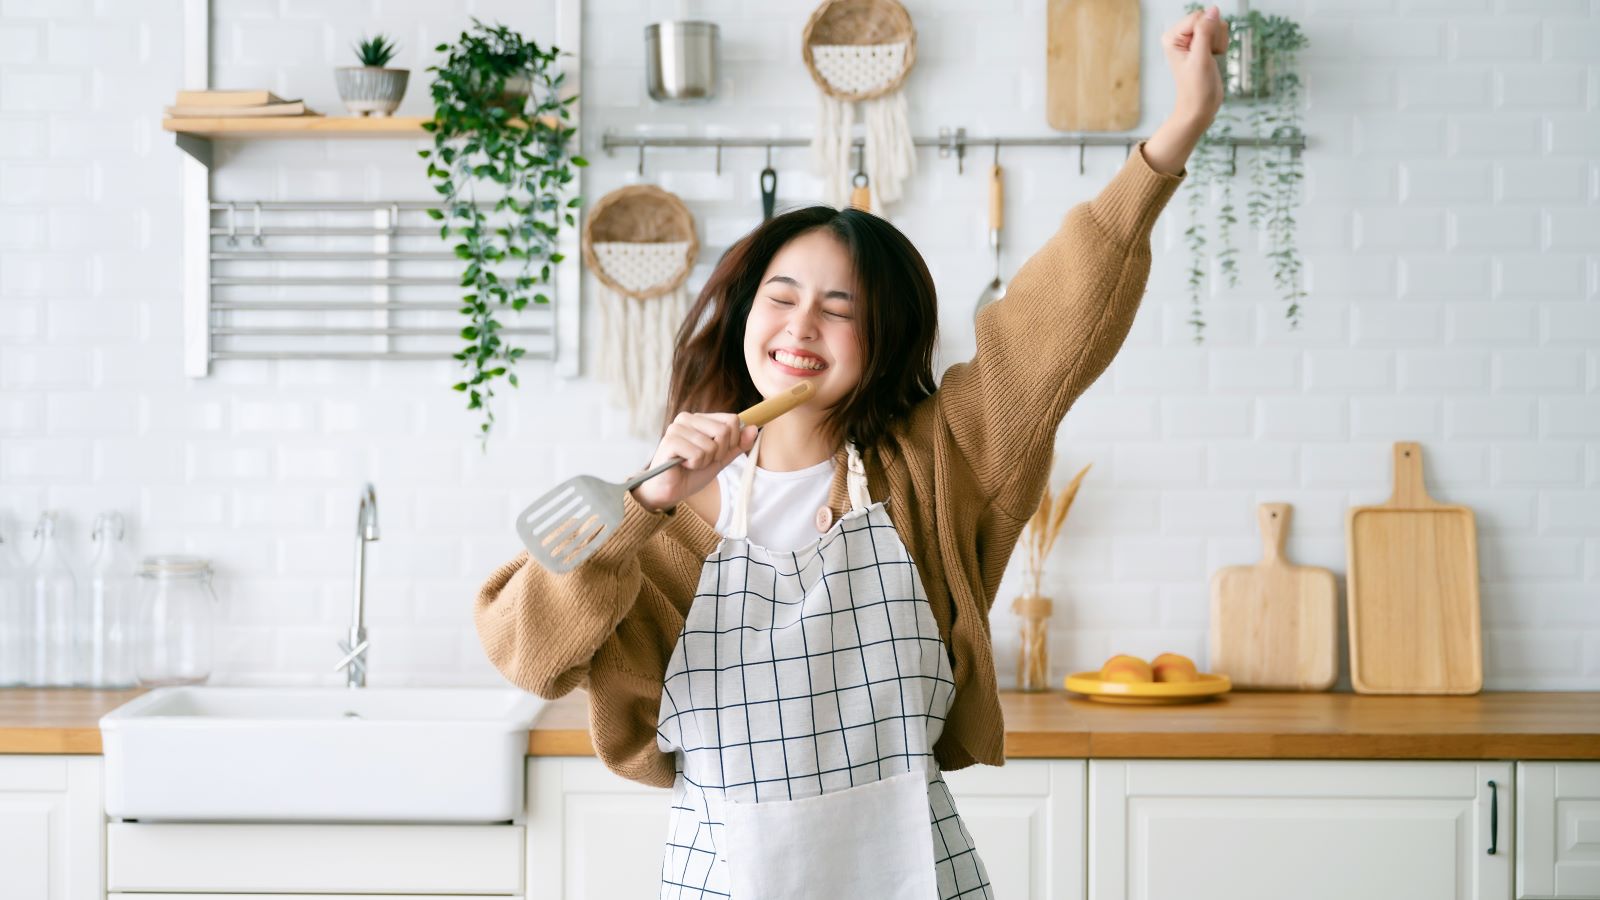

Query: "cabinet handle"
<box><xmin>1486</xmin><ymin>779</ymin><xmax>1498</xmax><ymax>856</ymax></box>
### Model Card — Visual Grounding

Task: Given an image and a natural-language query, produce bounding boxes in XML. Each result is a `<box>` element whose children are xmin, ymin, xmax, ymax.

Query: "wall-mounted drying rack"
<box><xmin>601</xmin><ymin>127</ymin><xmax>1305</xmax><ymax>177</ymax></box>
<box><xmin>203</xmin><ymin>200</ymin><xmax>556</xmax><ymax>363</ymax></box>
<box><xmin>173</xmin><ymin>0</ymin><xmax>582</xmax><ymax>378</ymax></box>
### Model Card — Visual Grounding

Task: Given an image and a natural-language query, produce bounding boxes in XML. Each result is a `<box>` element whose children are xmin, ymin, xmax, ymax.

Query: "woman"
<box><xmin>477</xmin><ymin>8</ymin><xmax>1228</xmax><ymax>897</ymax></box>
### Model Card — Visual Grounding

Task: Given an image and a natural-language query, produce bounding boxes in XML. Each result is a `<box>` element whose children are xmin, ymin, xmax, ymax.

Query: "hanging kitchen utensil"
<box><xmin>975</xmin><ymin>146</ymin><xmax>1006</xmax><ymax>318</ymax></box>
<box><xmin>1347</xmin><ymin>442</ymin><xmax>1483</xmax><ymax>695</ymax></box>
<box><xmin>581</xmin><ymin>184</ymin><xmax>699</xmax><ymax>439</ymax></box>
<box><xmin>1208</xmin><ymin>503</ymin><xmax>1338</xmax><ymax>691</ymax></box>
<box><xmin>1046</xmin><ymin>0</ymin><xmax>1140</xmax><ymax>132</ymax></box>
<box><xmin>759</xmin><ymin>146</ymin><xmax>778</xmax><ymax>221</ymax></box>
<box><xmin>803</xmin><ymin>0</ymin><xmax>917</xmax><ymax>209</ymax></box>
<box><xmin>848</xmin><ymin>143</ymin><xmax>871</xmax><ymax>212</ymax></box>
<box><xmin>516</xmin><ymin>381</ymin><xmax>815</xmax><ymax>573</ymax></box>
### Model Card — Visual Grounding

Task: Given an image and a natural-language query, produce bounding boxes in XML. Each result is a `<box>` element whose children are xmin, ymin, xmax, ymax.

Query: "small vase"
<box><xmin>1216</xmin><ymin>22</ymin><xmax>1278</xmax><ymax>102</ymax></box>
<box><xmin>1010</xmin><ymin>593</ymin><xmax>1053</xmax><ymax>692</ymax></box>
<box><xmin>335</xmin><ymin>66</ymin><xmax>409</xmax><ymax>116</ymax></box>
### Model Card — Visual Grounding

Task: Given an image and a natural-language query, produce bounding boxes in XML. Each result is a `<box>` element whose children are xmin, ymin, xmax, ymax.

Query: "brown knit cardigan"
<box><xmin>476</xmin><ymin>143</ymin><xmax>1183</xmax><ymax>787</ymax></box>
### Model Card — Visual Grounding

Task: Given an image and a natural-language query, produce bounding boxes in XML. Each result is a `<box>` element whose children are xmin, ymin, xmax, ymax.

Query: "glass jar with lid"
<box><xmin>134</xmin><ymin>555</ymin><xmax>217</xmax><ymax>686</ymax></box>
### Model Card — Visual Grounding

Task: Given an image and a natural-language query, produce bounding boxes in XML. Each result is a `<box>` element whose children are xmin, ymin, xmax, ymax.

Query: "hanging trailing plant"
<box><xmin>1182</xmin><ymin>5</ymin><xmax>1307</xmax><ymax>342</ymax></box>
<box><xmin>421</xmin><ymin>18</ymin><xmax>586</xmax><ymax>444</ymax></box>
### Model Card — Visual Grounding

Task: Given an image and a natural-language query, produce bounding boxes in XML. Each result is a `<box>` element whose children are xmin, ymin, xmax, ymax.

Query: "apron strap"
<box><xmin>729</xmin><ymin>433</ymin><xmax>872</xmax><ymax>540</ymax></box>
<box><xmin>729</xmin><ymin>430</ymin><xmax>763</xmax><ymax>540</ymax></box>
<box><xmin>845</xmin><ymin>442</ymin><xmax>871</xmax><ymax>511</ymax></box>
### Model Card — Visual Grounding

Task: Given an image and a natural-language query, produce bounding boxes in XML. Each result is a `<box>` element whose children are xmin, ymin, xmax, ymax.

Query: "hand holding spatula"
<box><xmin>516</xmin><ymin>381</ymin><xmax>815</xmax><ymax>573</ymax></box>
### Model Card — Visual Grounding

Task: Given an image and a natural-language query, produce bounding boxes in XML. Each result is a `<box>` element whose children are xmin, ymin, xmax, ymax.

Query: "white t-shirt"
<box><xmin>714</xmin><ymin>452</ymin><xmax>835</xmax><ymax>552</ymax></box>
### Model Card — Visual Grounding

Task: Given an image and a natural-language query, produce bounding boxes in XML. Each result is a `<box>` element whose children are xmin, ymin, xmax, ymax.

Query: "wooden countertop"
<box><xmin>5</xmin><ymin>688</ymin><xmax>1597</xmax><ymax>760</ymax></box>
<box><xmin>528</xmin><ymin>689</ymin><xmax>1600</xmax><ymax>760</ymax></box>
<box><xmin>0</xmin><ymin>689</ymin><xmax>147</xmax><ymax>753</ymax></box>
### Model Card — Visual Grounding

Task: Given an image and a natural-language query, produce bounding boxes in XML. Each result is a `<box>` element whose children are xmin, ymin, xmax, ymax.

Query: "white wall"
<box><xmin>0</xmin><ymin>0</ymin><xmax>1595</xmax><ymax>690</ymax></box>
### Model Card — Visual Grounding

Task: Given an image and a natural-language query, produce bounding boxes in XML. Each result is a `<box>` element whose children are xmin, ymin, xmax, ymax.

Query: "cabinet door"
<box><xmin>526</xmin><ymin>757</ymin><xmax>672</xmax><ymax>900</ymax></box>
<box><xmin>1519</xmin><ymin>762</ymin><xmax>1600</xmax><ymax>899</ymax></box>
<box><xmin>107</xmin><ymin>823</ymin><xmax>522</xmax><ymax>893</ymax></box>
<box><xmin>944</xmin><ymin>759</ymin><xmax>1086</xmax><ymax>900</ymax></box>
<box><xmin>1090</xmin><ymin>760</ymin><xmax>1512</xmax><ymax>900</ymax></box>
<box><xmin>0</xmin><ymin>756</ymin><xmax>103</xmax><ymax>900</ymax></box>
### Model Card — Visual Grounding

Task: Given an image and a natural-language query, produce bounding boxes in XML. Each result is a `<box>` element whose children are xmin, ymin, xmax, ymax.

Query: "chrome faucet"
<box><xmin>333</xmin><ymin>483</ymin><xmax>379</xmax><ymax>688</ymax></box>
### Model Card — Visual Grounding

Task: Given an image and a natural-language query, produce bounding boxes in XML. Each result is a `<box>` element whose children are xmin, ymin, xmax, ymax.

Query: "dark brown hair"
<box><xmin>664</xmin><ymin>206</ymin><xmax>939</xmax><ymax>450</ymax></box>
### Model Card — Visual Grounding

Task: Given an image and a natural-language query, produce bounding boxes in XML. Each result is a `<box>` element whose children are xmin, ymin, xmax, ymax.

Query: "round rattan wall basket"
<box><xmin>801</xmin><ymin>0</ymin><xmax>917</xmax><ymax>102</ymax></box>
<box><xmin>801</xmin><ymin>0</ymin><xmax>918</xmax><ymax>208</ymax></box>
<box><xmin>581</xmin><ymin>184</ymin><xmax>699</xmax><ymax>438</ymax></box>
<box><xmin>581</xmin><ymin>185</ymin><xmax>698</xmax><ymax>300</ymax></box>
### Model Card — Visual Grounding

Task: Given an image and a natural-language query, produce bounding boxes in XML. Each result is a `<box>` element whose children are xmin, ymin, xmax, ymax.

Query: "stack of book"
<box><xmin>164</xmin><ymin>90</ymin><xmax>320</xmax><ymax>118</ymax></box>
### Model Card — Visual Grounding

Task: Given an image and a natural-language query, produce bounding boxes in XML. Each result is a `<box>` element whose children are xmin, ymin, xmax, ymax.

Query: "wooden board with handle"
<box><xmin>1347</xmin><ymin>442</ymin><xmax>1482</xmax><ymax>695</ymax></box>
<box><xmin>1208</xmin><ymin>503</ymin><xmax>1338</xmax><ymax>691</ymax></box>
<box><xmin>1046</xmin><ymin>0</ymin><xmax>1140</xmax><ymax>132</ymax></box>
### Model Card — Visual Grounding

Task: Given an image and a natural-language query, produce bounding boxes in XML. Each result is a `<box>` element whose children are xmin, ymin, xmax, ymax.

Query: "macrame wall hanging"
<box><xmin>802</xmin><ymin>0</ymin><xmax>918</xmax><ymax>211</ymax></box>
<box><xmin>581</xmin><ymin>185</ymin><xmax>699</xmax><ymax>439</ymax></box>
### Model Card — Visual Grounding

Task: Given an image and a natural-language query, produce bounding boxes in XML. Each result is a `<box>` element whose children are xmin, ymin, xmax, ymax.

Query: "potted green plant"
<box><xmin>336</xmin><ymin>34</ymin><xmax>408</xmax><ymax>117</ymax></box>
<box><xmin>421</xmin><ymin>19</ymin><xmax>585</xmax><ymax>444</ymax></box>
<box><xmin>1181</xmin><ymin>5</ymin><xmax>1307</xmax><ymax>342</ymax></box>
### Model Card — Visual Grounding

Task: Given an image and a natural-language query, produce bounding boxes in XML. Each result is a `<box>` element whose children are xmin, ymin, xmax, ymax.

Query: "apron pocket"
<box><xmin>723</xmin><ymin>767</ymin><xmax>938</xmax><ymax>900</ymax></box>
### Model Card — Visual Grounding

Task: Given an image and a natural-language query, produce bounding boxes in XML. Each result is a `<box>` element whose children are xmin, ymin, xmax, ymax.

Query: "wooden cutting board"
<box><xmin>1347</xmin><ymin>442</ymin><xmax>1483</xmax><ymax>695</ymax></box>
<box><xmin>1046</xmin><ymin>0</ymin><xmax>1140</xmax><ymax>132</ymax></box>
<box><xmin>1208</xmin><ymin>503</ymin><xmax>1338</xmax><ymax>691</ymax></box>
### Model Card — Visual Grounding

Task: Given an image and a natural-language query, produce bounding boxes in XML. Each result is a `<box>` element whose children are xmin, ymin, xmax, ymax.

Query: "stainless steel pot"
<box><xmin>645</xmin><ymin>21</ymin><xmax>719</xmax><ymax>103</ymax></box>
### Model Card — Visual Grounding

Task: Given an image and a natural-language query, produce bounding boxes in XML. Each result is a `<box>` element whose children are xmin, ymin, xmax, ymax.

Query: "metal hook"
<box><xmin>388</xmin><ymin>202</ymin><xmax>400</xmax><ymax>234</ymax></box>
<box><xmin>1078</xmin><ymin>143</ymin><xmax>1086</xmax><ymax>176</ymax></box>
<box><xmin>637</xmin><ymin>143</ymin><xmax>646</xmax><ymax>177</ymax></box>
<box><xmin>1228</xmin><ymin>143</ymin><xmax>1239</xmax><ymax>177</ymax></box>
<box><xmin>251</xmin><ymin>201</ymin><xmax>263</xmax><ymax>247</ymax></box>
<box><xmin>992</xmin><ymin>141</ymin><xmax>1000</xmax><ymax>166</ymax></box>
<box><xmin>765</xmin><ymin>143</ymin><xmax>773</xmax><ymax>168</ymax></box>
<box><xmin>714</xmin><ymin>140</ymin><xmax>722</xmax><ymax>176</ymax></box>
<box><xmin>852</xmin><ymin>141</ymin><xmax>864</xmax><ymax>178</ymax></box>
<box><xmin>225</xmin><ymin>202</ymin><xmax>238</xmax><ymax>247</ymax></box>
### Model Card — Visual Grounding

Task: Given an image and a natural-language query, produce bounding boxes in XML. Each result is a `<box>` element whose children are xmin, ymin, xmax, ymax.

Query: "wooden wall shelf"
<box><xmin>162</xmin><ymin>115</ymin><xmax>434</xmax><ymax>140</ymax></box>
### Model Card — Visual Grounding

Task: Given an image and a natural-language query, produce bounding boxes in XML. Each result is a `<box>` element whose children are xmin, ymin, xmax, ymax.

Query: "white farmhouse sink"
<box><xmin>101</xmin><ymin>686</ymin><xmax>545</xmax><ymax>823</ymax></box>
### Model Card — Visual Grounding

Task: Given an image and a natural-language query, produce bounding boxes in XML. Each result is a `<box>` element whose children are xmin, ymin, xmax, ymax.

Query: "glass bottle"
<box><xmin>84</xmin><ymin>512</ymin><xmax>138</xmax><ymax>688</ymax></box>
<box><xmin>135</xmin><ymin>555</ymin><xmax>216</xmax><ymax>686</ymax></box>
<box><xmin>0</xmin><ymin>526</ymin><xmax>28</xmax><ymax>687</ymax></box>
<box><xmin>27</xmin><ymin>512</ymin><xmax>77</xmax><ymax>688</ymax></box>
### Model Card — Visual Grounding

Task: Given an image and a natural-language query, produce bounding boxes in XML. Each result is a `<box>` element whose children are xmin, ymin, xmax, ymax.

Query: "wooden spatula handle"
<box><xmin>738</xmin><ymin>381</ymin><xmax>814</xmax><ymax>427</ymax></box>
<box><xmin>989</xmin><ymin>164</ymin><xmax>1004</xmax><ymax>231</ymax></box>
<box><xmin>1257</xmin><ymin>503</ymin><xmax>1291</xmax><ymax>564</ymax></box>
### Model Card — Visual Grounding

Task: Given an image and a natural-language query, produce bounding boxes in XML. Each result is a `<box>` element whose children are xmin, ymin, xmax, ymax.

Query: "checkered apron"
<box><xmin>655</xmin><ymin>433</ymin><xmax>994</xmax><ymax>899</ymax></box>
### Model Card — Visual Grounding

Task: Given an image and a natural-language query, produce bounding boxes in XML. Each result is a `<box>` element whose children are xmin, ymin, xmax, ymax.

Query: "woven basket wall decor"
<box><xmin>802</xmin><ymin>0</ymin><xmax>918</xmax><ymax>210</ymax></box>
<box><xmin>581</xmin><ymin>184</ymin><xmax>699</xmax><ymax>438</ymax></box>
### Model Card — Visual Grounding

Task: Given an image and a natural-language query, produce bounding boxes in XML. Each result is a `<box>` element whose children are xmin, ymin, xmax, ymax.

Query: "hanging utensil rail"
<box><xmin>601</xmin><ymin>128</ymin><xmax>1305</xmax><ymax>176</ymax></box>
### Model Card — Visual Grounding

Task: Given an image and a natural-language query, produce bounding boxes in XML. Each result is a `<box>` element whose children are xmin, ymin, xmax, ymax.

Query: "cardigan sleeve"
<box><xmin>929</xmin><ymin>141</ymin><xmax>1183</xmax><ymax>520</ymax></box>
<box><xmin>474</xmin><ymin>489</ymin><xmax>684</xmax><ymax>787</ymax></box>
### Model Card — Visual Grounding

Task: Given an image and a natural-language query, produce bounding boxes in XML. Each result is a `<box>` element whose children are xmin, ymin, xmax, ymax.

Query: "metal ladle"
<box><xmin>975</xmin><ymin>144</ymin><xmax>1006</xmax><ymax>318</ymax></box>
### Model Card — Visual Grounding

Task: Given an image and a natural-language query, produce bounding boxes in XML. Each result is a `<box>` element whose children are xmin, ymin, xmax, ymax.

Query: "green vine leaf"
<box><xmin>1183</xmin><ymin>5</ymin><xmax>1307</xmax><ymax>342</ymax></box>
<box><xmin>426</xmin><ymin>17</ymin><xmax>580</xmax><ymax>448</ymax></box>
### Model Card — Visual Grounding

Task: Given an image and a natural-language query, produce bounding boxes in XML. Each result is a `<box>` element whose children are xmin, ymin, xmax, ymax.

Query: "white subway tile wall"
<box><xmin>0</xmin><ymin>0</ymin><xmax>1595</xmax><ymax>690</ymax></box>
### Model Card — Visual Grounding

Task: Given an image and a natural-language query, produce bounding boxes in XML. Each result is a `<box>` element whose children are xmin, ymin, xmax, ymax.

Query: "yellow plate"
<box><xmin>1063</xmin><ymin>671</ymin><xmax>1232</xmax><ymax>705</ymax></box>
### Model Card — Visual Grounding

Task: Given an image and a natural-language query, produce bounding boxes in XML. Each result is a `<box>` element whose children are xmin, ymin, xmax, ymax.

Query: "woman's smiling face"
<box><xmin>743</xmin><ymin>228</ymin><xmax>864</xmax><ymax>410</ymax></box>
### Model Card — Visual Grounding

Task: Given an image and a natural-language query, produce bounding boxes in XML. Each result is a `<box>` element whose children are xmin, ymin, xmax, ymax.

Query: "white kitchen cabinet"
<box><xmin>1518</xmin><ymin>762</ymin><xmax>1600</xmax><ymax>899</ymax></box>
<box><xmin>526</xmin><ymin>756</ymin><xmax>673</xmax><ymax>900</ymax></box>
<box><xmin>0</xmin><ymin>755</ymin><xmax>103</xmax><ymax>900</ymax></box>
<box><xmin>944</xmin><ymin>760</ymin><xmax>1086</xmax><ymax>900</ymax></box>
<box><xmin>106</xmin><ymin>823</ymin><xmax>523</xmax><ymax>893</ymax></box>
<box><xmin>525</xmin><ymin>756</ymin><xmax>1084</xmax><ymax>900</ymax></box>
<box><xmin>1090</xmin><ymin>759</ymin><xmax>1513</xmax><ymax>900</ymax></box>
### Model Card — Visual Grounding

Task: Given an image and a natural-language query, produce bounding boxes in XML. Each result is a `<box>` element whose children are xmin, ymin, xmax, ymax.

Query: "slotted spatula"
<box><xmin>516</xmin><ymin>381</ymin><xmax>815</xmax><ymax>573</ymax></box>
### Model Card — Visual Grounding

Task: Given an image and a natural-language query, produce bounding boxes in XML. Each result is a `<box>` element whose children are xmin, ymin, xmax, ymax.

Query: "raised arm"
<box><xmin>928</xmin><ymin>7</ymin><xmax>1226</xmax><ymax>519</ymax></box>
